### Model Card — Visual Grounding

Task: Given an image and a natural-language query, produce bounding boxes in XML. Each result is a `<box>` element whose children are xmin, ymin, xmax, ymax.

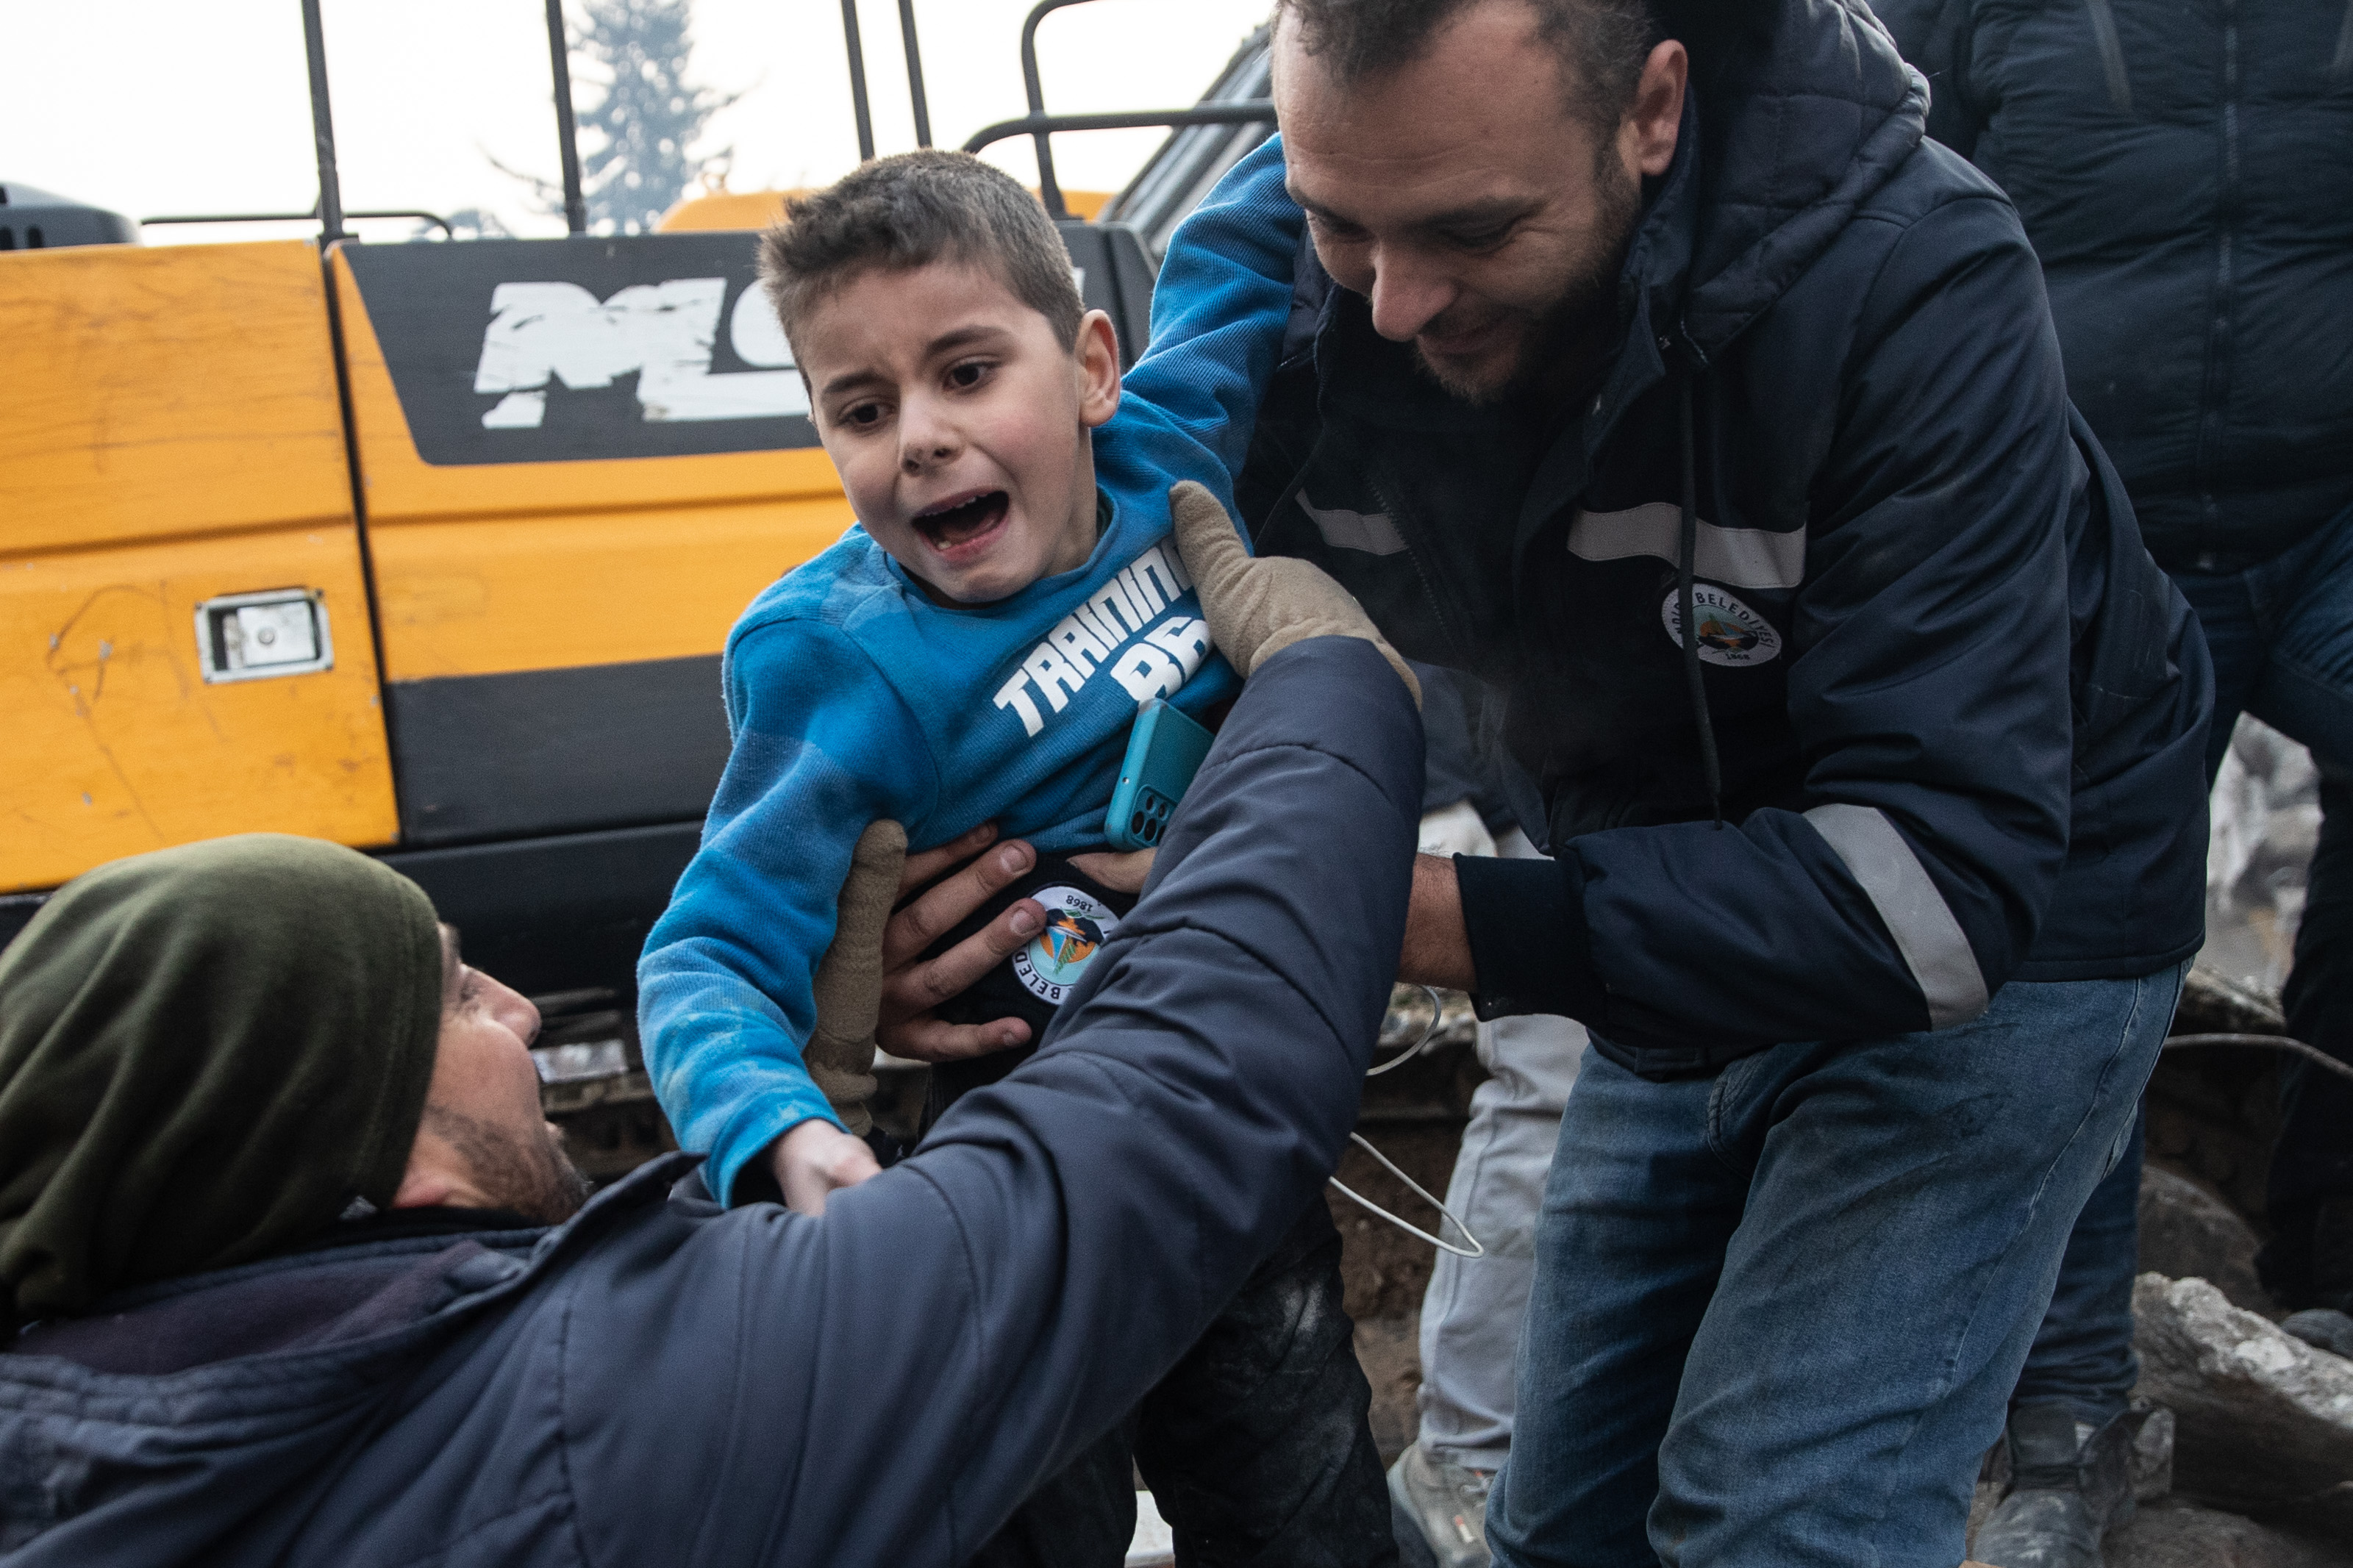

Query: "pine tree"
<box><xmin>571</xmin><ymin>0</ymin><xmax>735</xmax><ymax>234</ymax></box>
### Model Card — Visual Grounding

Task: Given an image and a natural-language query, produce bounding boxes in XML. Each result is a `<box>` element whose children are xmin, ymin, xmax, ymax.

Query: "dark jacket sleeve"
<box><xmin>1465</xmin><ymin>190</ymin><xmax>2079</xmax><ymax>1063</ymax></box>
<box><xmin>564</xmin><ymin>637</ymin><xmax>1421</xmax><ymax>1567</ymax></box>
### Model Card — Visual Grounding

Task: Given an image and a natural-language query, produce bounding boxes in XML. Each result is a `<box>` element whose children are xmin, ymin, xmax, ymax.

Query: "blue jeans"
<box><xmin>1487</xmin><ymin>966</ymin><xmax>2182</xmax><ymax>1568</ymax></box>
<box><xmin>2022</xmin><ymin>504</ymin><xmax>2353</xmax><ymax>1399</ymax></box>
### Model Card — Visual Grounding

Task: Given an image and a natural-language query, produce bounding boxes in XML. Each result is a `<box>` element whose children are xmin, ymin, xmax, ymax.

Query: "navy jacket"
<box><xmin>0</xmin><ymin>637</ymin><xmax>1421</xmax><ymax>1567</ymax></box>
<box><xmin>1877</xmin><ymin>0</ymin><xmax>2353</xmax><ymax>573</ymax></box>
<box><xmin>1202</xmin><ymin>0</ymin><xmax>2211</xmax><ymax>1077</ymax></box>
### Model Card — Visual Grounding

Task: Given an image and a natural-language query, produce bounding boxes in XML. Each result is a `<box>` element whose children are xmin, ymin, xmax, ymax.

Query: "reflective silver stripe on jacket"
<box><xmin>1298</xmin><ymin>495</ymin><xmax>1407</xmax><ymax>556</ymax></box>
<box><xmin>1567</xmin><ymin>503</ymin><xmax>1806</xmax><ymax>590</ymax></box>
<box><xmin>1805</xmin><ymin>803</ymin><xmax>1990</xmax><ymax>1030</ymax></box>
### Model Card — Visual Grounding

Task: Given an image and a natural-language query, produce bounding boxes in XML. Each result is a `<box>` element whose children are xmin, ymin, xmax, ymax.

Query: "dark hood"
<box><xmin>1638</xmin><ymin>0</ymin><xmax>1929</xmax><ymax>358</ymax></box>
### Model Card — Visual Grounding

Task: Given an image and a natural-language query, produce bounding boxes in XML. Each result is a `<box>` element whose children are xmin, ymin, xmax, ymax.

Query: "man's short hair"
<box><xmin>760</xmin><ymin>150</ymin><xmax>1085</xmax><ymax>355</ymax></box>
<box><xmin>1276</xmin><ymin>0</ymin><xmax>1665</xmax><ymax>132</ymax></box>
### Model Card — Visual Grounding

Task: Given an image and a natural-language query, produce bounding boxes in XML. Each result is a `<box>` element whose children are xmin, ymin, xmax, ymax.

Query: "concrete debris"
<box><xmin>1379</xmin><ymin>983</ymin><xmax>1478</xmax><ymax>1053</ymax></box>
<box><xmin>2177</xmin><ymin>964</ymin><xmax>2291</xmax><ymax>1038</ymax></box>
<box><xmin>2204</xmin><ymin>716</ymin><xmax>2317</xmax><ymax>998</ymax></box>
<box><xmin>2138</xmin><ymin>1164</ymin><xmax>2272</xmax><ymax>1313</ymax></box>
<box><xmin>2132</xmin><ymin>1274</ymin><xmax>2353</xmax><ymax>1537</ymax></box>
<box><xmin>2102</xmin><ymin>1497</ymin><xmax>2352</xmax><ymax>1568</ymax></box>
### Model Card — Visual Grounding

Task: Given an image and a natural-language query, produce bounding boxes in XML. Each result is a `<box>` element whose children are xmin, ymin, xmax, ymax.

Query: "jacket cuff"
<box><xmin>1454</xmin><ymin>851</ymin><xmax>1608</xmax><ymax>1023</ymax></box>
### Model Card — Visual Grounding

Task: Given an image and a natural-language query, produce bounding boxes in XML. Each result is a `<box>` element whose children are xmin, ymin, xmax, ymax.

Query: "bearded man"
<box><xmin>1152</xmin><ymin>1</ymin><xmax>2214</xmax><ymax>1564</ymax></box>
<box><xmin>0</xmin><ymin>601</ymin><xmax>1427</xmax><ymax>1565</ymax></box>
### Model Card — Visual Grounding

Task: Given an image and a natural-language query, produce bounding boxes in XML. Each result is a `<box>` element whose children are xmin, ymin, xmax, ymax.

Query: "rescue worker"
<box><xmin>0</xmin><ymin>576</ymin><xmax>1424</xmax><ymax>1567</ymax></box>
<box><xmin>1150</xmin><ymin>1</ymin><xmax>2213</xmax><ymax>1562</ymax></box>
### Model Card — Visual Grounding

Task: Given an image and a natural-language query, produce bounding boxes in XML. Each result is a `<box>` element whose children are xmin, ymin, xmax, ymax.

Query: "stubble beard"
<box><xmin>422</xmin><ymin>1104</ymin><xmax>593</xmax><ymax>1225</ymax></box>
<box><xmin>1412</xmin><ymin>147</ymin><xmax>1644</xmax><ymax>408</ymax></box>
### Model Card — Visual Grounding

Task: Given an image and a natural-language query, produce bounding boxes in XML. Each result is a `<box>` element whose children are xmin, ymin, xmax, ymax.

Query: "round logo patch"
<box><xmin>1010</xmin><ymin>886</ymin><xmax>1121</xmax><ymax>1006</ymax></box>
<box><xmin>1660</xmin><ymin>585</ymin><xmax>1783</xmax><ymax>667</ymax></box>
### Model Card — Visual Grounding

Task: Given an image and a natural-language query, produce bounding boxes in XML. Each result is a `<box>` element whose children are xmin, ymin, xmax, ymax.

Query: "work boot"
<box><xmin>1971</xmin><ymin>1405</ymin><xmax>2137</xmax><ymax>1568</ymax></box>
<box><xmin>1387</xmin><ymin>1443</ymin><xmax>1491</xmax><ymax>1568</ymax></box>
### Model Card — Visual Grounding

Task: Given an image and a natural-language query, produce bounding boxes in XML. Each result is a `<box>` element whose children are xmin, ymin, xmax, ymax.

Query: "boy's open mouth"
<box><xmin>915</xmin><ymin>490</ymin><xmax>1010</xmax><ymax>554</ymax></box>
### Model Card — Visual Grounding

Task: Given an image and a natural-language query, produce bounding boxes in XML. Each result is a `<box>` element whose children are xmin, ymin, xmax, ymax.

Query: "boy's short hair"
<box><xmin>760</xmin><ymin>150</ymin><xmax>1086</xmax><ymax>355</ymax></box>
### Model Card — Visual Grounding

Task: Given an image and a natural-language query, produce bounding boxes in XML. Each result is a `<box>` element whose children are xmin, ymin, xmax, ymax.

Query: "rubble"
<box><xmin>2103</xmin><ymin>1497</ymin><xmax>2352</xmax><ymax>1568</ymax></box>
<box><xmin>2138</xmin><ymin>1164</ymin><xmax>2271</xmax><ymax>1313</ymax></box>
<box><xmin>2132</xmin><ymin>1274</ymin><xmax>2353</xmax><ymax>1539</ymax></box>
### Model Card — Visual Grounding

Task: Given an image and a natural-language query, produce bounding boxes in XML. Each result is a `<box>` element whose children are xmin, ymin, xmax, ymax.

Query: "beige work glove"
<box><xmin>1168</xmin><ymin>481</ymin><xmax>1421</xmax><ymax>708</ymax></box>
<box><xmin>803</xmin><ymin>819</ymin><xmax>908</xmax><ymax>1137</ymax></box>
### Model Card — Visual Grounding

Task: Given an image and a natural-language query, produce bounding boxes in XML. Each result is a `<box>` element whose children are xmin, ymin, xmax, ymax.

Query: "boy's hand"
<box><xmin>771</xmin><ymin>1118</ymin><xmax>882</xmax><ymax>1216</ymax></box>
<box><xmin>1168</xmin><ymin>480</ymin><xmax>1421</xmax><ymax>707</ymax></box>
<box><xmin>804</xmin><ymin>819</ymin><xmax>907</xmax><ymax>1136</ymax></box>
<box><xmin>877</xmin><ymin>823</ymin><xmax>1048</xmax><ymax>1062</ymax></box>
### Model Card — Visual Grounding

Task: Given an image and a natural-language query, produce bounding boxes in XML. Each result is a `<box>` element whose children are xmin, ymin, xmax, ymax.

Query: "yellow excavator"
<box><xmin>1</xmin><ymin>10</ymin><xmax>1266</xmax><ymax>933</ymax></box>
<box><xmin>1</xmin><ymin>0</ymin><xmax>1270</xmax><ymax>1170</ymax></box>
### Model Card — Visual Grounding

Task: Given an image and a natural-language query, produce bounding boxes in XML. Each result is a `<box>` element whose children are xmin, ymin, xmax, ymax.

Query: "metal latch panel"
<box><xmin>195</xmin><ymin>588</ymin><xmax>334</xmax><ymax>683</ymax></box>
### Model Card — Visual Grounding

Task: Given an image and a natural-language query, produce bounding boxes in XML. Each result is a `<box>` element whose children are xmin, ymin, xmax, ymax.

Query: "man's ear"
<box><xmin>1620</xmin><ymin>39</ymin><xmax>1688</xmax><ymax>180</ymax></box>
<box><xmin>390</xmin><ymin>1106</ymin><xmax>493</xmax><ymax>1211</ymax></box>
<box><xmin>1075</xmin><ymin>308</ymin><xmax>1122</xmax><ymax>430</ymax></box>
<box><xmin>390</xmin><ymin>1161</ymin><xmax>465</xmax><ymax>1210</ymax></box>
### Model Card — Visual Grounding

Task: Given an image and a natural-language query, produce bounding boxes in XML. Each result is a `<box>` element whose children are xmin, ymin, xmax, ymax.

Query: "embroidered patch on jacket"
<box><xmin>1012</xmin><ymin>887</ymin><xmax>1121</xmax><ymax>1005</ymax></box>
<box><xmin>1660</xmin><ymin>585</ymin><xmax>1783</xmax><ymax>667</ymax></box>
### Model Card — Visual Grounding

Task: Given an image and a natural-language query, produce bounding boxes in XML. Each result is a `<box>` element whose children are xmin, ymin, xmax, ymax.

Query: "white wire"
<box><xmin>1321</xmin><ymin>986</ymin><xmax>1488</xmax><ymax>1258</ymax></box>
<box><xmin>1329</xmin><ymin>1131</ymin><xmax>1486</xmax><ymax>1260</ymax></box>
<box><xmin>1364</xmin><ymin>984</ymin><xmax>1445</xmax><ymax>1077</ymax></box>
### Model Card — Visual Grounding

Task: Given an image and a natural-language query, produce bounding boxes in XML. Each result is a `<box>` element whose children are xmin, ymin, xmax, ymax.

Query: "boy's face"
<box><xmin>796</xmin><ymin>258</ymin><xmax>1122</xmax><ymax>606</ymax></box>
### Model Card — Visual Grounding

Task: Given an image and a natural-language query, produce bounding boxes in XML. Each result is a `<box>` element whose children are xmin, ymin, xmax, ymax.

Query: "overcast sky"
<box><xmin>7</xmin><ymin>0</ymin><xmax>1273</xmax><ymax>245</ymax></box>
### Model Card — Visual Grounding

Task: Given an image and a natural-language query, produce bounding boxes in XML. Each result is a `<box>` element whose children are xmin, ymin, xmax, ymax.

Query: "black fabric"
<box><xmin>1876</xmin><ymin>0</ymin><xmax>2353</xmax><ymax>574</ymax></box>
<box><xmin>923</xmin><ymin>857</ymin><xmax>1138</xmax><ymax>1120</ymax></box>
<box><xmin>1413</xmin><ymin>663</ymin><xmax>1514</xmax><ymax>828</ymax></box>
<box><xmin>0</xmin><ymin>637</ymin><xmax>1424</xmax><ymax>1567</ymax></box>
<box><xmin>1454</xmin><ymin>852</ymin><xmax>1603</xmax><ymax>1027</ymax></box>
<box><xmin>10</xmin><ymin>1234</ymin><xmax>534</xmax><ymax>1377</ymax></box>
<box><xmin>967</xmin><ymin>1200</ymin><xmax>1395</xmax><ymax>1568</ymax></box>
<box><xmin>2274</xmin><ymin>766</ymin><xmax>2353</xmax><ymax>1212</ymax></box>
<box><xmin>929</xmin><ymin>936</ymin><xmax>1395</xmax><ymax>1565</ymax></box>
<box><xmin>2260</xmin><ymin>765</ymin><xmax>2353</xmax><ymax>1311</ymax></box>
<box><xmin>1228</xmin><ymin>0</ymin><xmax>2210</xmax><ymax>1077</ymax></box>
<box><xmin>287</xmin><ymin>1206</ymin><xmax>543</xmax><ymax>1254</ymax></box>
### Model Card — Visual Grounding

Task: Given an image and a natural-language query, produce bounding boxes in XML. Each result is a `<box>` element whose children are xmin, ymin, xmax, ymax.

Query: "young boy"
<box><xmin>638</xmin><ymin>147</ymin><xmax>1396</xmax><ymax>1564</ymax></box>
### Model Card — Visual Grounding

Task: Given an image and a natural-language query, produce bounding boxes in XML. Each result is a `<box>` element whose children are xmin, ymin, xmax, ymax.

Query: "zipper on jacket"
<box><xmin>1669</xmin><ymin>344</ymin><xmax>1724</xmax><ymax>829</ymax></box>
<box><xmin>1341</xmin><ymin>432</ymin><xmax>1479</xmax><ymax>673</ymax></box>
<box><xmin>2193</xmin><ymin>0</ymin><xmax>2243</xmax><ymax>559</ymax></box>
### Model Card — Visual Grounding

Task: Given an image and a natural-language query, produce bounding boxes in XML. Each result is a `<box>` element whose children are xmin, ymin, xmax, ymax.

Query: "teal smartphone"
<box><xmin>1104</xmin><ymin>699</ymin><xmax>1215</xmax><ymax>850</ymax></box>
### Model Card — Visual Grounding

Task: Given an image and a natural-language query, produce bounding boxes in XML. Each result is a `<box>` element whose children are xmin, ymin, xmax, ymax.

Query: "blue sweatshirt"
<box><xmin>638</xmin><ymin>138</ymin><xmax>1304</xmax><ymax>1205</ymax></box>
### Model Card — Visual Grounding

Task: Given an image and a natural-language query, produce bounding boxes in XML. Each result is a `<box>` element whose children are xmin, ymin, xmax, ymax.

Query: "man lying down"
<box><xmin>0</xmin><ymin>543</ymin><xmax>1422</xmax><ymax>1566</ymax></box>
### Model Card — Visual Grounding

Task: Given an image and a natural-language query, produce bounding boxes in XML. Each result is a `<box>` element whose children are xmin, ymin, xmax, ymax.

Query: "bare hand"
<box><xmin>876</xmin><ymin>823</ymin><xmax>1047</xmax><ymax>1063</ymax></box>
<box><xmin>1068</xmin><ymin>847</ymin><xmax>1156</xmax><ymax>895</ymax></box>
<box><xmin>771</xmin><ymin>1118</ymin><xmax>882</xmax><ymax>1216</ymax></box>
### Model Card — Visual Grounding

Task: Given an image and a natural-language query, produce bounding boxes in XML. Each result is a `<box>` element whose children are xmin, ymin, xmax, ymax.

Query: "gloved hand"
<box><xmin>801</xmin><ymin>818</ymin><xmax>908</xmax><ymax>1136</ymax></box>
<box><xmin>1168</xmin><ymin>480</ymin><xmax>1421</xmax><ymax>707</ymax></box>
